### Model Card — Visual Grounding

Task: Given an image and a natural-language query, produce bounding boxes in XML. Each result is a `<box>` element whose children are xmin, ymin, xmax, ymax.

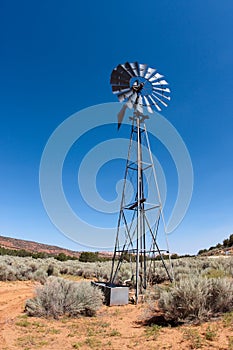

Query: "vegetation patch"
<box><xmin>145</xmin><ymin>324</ymin><xmax>162</xmax><ymax>340</ymax></box>
<box><xmin>25</xmin><ymin>277</ymin><xmax>104</xmax><ymax>319</ymax></box>
<box><xmin>204</xmin><ymin>325</ymin><xmax>217</xmax><ymax>341</ymax></box>
<box><xmin>157</xmin><ymin>277</ymin><xmax>233</xmax><ymax>324</ymax></box>
<box><xmin>223</xmin><ymin>311</ymin><xmax>233</xmax><ymax>328</ymax></box>
<box><xmin>182</xmin><ymin>328</ymin><xmax>203</xmax><ymax>349</ymax></box>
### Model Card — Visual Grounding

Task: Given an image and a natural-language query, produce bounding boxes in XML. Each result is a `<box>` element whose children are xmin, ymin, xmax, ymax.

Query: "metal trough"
<box><xmin>92</xmin><ymin>282</ymin><xmax>129</xmax><ymax>306</ymax></box>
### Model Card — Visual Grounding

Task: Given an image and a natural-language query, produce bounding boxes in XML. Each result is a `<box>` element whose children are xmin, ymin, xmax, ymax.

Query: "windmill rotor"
<box><xmin>110</xmin><ymin>62</ymin><xmax>171</xmax><ymax>124</ymax></box>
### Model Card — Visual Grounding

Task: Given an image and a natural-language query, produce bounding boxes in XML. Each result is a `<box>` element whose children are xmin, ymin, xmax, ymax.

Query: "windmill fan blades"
<box><xmin>138</xmin><ymin>63</ymin><xmax>148</xmax><ymax>77</ymax></box>
<box><xmin>110</xmin><ymin>61</ymin><xmax>171</xmax><ymax>118</ymax></box>
<box><xmin>147</xmin><ymin>95</ymin><xmax>162</xmax><ymax>111</ymax></box>
<box><xmin>122</xmin><ymin>62</ymin><xmax>136</xmax><ymax>77</ymax></box>
<box><xmin>153</xmin><ymin>87</ymin><xmax>170</xmax><ymax>93</ymax></box>
<box><xmin>112</xmin><ymin>85</ymin><xmax>130</xmax><ymax>93</ymax></box>
<box><xmin>116</xmin><ymin>64</ymin><xmax>132</xmax><ymax>79</ymax></box>
<box><xmin>152</xmin><ymin>79</ymin><xmax>168</xmax><ymax>86</ymax></box>
<box><xmin>112</xmin><ymin>87</ymin><xmax>131</xmax><ymax>95</ymax></box>
<box><xmin>110</xmin><ymin>70</ymin><xmax>130</xmax><ymax>84</ymax></box>
<box><xmin>117</xmin><ymin>88</ymin><xmax>134</xmax><ymax>102</ymax></box>
<box><xmin>152</xmin><ymin>89</ymin><xmax>171</xmax><ymax>100</ymax></box>
<box><xmin>152</xmin><ymin>93</ymin><xmax>168</xmax><ymax>107</ymax></box>
<box><xmin>149</xmin><ymin>72</ymin><xmax>164</xmax><ymax>82</ymax></box>
<box><xmin>126</xmin><ymin>92</ymin><xmax>137</xmax><ymax>109</ymax></box>
<box><xmin>110</xmin><ymin>68</ymin><xmax>131</xmax><ymax>87</ymax></box>
<box><xmin>144</xmin><ymin>67</ymin><xmax>156</xmax><ymax>80</ymax></box>
<box><xmin>111</xmin><ymin>76</ymin><xmax>130</xmax><ymax>86</ymax></box>
<box><xmin>143</xmin><ymin>96</ymin><xmax>153</xmax><ymax>113</ymax></box>
<box><xmin>134</xmin><ymin>95</ymin><xmax>143</xmax><ymax>114</ymax></box>
<box><xmin>129</xmin><ymin>62</ymin><xmax>140</xmax><ymax>76</ymax></box>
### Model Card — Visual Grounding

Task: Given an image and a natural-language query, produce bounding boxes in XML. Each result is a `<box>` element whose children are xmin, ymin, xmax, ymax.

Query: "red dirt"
<box><xmin>0</xmin><ymin>281</ymin><xmax>232</xmax><ymax>350</ymax></box>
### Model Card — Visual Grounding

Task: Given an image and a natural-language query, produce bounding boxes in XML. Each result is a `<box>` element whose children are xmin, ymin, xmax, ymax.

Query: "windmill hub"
<box><xmin>131</xmin><ymin>77</ymin><xmax>151</xmax><ymax>96</ymax></box>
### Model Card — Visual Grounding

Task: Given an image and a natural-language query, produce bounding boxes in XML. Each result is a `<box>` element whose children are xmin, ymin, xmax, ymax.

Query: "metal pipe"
<box><xmin>136</xmin><ymin>115</ymin><xmax>141</xmax><ymax>304</ymax></box>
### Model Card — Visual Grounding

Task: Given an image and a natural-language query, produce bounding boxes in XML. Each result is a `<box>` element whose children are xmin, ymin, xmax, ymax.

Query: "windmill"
<box><xmin>109</xmin><ymin>62</ymin><xmax>173</xmax><ymax>303</ymax></box>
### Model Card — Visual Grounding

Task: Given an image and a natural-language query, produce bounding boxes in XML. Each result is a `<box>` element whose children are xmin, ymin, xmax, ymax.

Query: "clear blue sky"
<box><xmin>0</xmin><ymin>0</ymin><xmax>232</xmax><ymax>255</ymax></box>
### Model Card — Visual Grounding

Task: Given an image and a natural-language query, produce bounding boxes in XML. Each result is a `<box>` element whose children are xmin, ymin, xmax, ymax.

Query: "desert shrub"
<box><xmin>0</xmin><ymin>255</ymin><xmax>114</xmax><ymax>282</ymax></box>
<box><xmin>148</xmin><ymin>264</ymin><xmax>172</xmax><ymax>284</ymax></box>
<box><xmin>157</xmin><ymin>277</ymin><xmax>233</xmax><ymax>324</ymax></box>
<box><xmin>202</xmin><ymin>268</ymin><xmax>226</xmax><ymax>279</ymax></box>
<box><xmin>168</xmin><ymin>256</ymin><xmax>233</xmax><ymax>281</ymax></box>
<box><xmin>0</xmin><ymin>263</ymin><xmax>17</xmax><ymax>281</ymax></box>
<box><xmin>0</xmin><ymin>256</ymin><xmax>63</xmax><ymax>282</ymax></box>
<box><xmin>149</xmin><ymin>272</ymin><xmax>168</xmax><ymax>284</ymax></box>
<box><xmin>56</xmin><ymin>260</ymin><xmax>112</xmax><ymax>281</ymax></box>
<box><xmin>114</xmin><ymin>264</ymin><xmax>132</xmax><ymax>284</ymax></box>
<box><xmin>32</xmin><ymin>268</ymin><xmax>48</xmax><ymax>284</ymax></box>
<box><xmin>25</xmin><ymin>277</ymin><xmax>104</xmax><ymax>318</ymax></box>
<box><xmin>205</xmin><ymin>278</ymin><xmax>233</xmax><ymax>314</ymax></box>
<box><xmin>0</xmin><ymin>254</ymin><xmax>232</xmax><ymax>286</ymax></box>
<box><xmin>93</xmin><ymin>262</ymin><xmax>111</xmax><ymax>281</ymax></box>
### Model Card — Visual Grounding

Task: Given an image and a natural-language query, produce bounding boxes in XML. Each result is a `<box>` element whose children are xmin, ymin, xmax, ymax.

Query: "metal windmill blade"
<box><xmin>110</xmin><ymin>62</ymin><xmax>171</xmax><ymax>128</ymax></box>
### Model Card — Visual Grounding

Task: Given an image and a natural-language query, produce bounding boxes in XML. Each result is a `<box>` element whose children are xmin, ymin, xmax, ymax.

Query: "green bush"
<box><xmin>25</xmin><ymin>277</ymin><xmax>104</xmax><ymax>318</ymax></box>
<box><xmin>158</xmin><ymin>277</ymin><xmax>233</xmax><ymax>324</ymax></box>
<box><xmin>79</xmin><ymin>252</ymin><xmax>100</xmax><ymax>262</ymax></box>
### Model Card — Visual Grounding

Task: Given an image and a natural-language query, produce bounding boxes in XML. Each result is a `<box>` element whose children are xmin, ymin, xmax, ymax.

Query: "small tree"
<box><xmin>228</xmin><ymin>234</ymin><xmax>233</xmax><ymax>247</ymax></box>
<box><xmin>197</xmin><ymin>249</ymin><xmax>207</xmax><ymax>255</ymax></box>
<box><xmin>55</xmin><ymin>253</ymin><xmax>68</xmax><ymax>261</ymax></box>
<box><xmin>79</xmin><ymin>252</ymin><xmax>99</xmax><ymax>262</ymax></box>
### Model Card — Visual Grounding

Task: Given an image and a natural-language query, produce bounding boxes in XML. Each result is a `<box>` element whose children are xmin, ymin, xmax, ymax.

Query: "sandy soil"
<box><xmin>0</xmin><ymin>281</ymin><xmax>232</xmax><ymax>350</ymax></box>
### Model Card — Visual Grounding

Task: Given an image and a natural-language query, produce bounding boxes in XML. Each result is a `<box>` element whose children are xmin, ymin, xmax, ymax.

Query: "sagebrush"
<box><xmin>157</xmin><ymin>277</ymin><xmax>233</xmax><ymax>323</ymax></box>
<box><xmin>25</xmin><ymin>277</ymin><xmax>104</xmax><ymax>318</ymax></box>
<box><xmin>1</xmin><ymin>255</ymin><xmax>232</xmax><ymax>285</ymax></box>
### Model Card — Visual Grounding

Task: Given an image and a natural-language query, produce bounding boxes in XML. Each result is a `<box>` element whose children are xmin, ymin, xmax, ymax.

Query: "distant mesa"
<box><xmin>0</xmin><ymin>234</ymin><xmax>80</xmax><ymax>258</ymax></box>
<box><xmin>0</xmin><ymin>235</ymin><xmax>114</xmax><ymax>260</ymax></box>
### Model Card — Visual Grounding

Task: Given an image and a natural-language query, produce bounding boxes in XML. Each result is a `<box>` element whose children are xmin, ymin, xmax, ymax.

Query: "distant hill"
<box><xmin>0</xmin><ymin>235</ymin><xmax>80</xmax><ymax>258</ymax></box>
<box><xmin>0</xmin><ymin>235</ymin><xmax>113</xmax><ymax>260</ymax></box>
<box><xmin>198</xmin><ymin>233</ymin><xmax>233</xmax><ymax>256</ymax></box>
<box><xmin>2</xmin><ymin>233</ymin><xmax>232</xmax><ymax>260</ymax></box>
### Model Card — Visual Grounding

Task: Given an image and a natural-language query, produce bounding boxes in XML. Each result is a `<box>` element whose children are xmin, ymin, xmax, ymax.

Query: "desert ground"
<box><xmin>0</xmin><ymin>280</ymin><xmax>232</xmax><ymax>350</ymax></box>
